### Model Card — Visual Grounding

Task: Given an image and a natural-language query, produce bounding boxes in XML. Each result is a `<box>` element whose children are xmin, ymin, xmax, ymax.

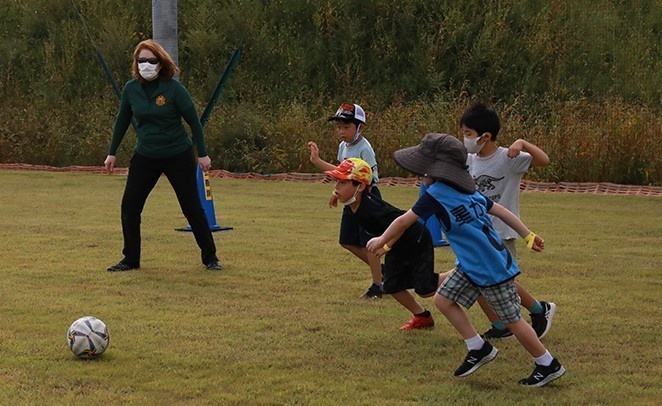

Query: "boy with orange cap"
<box><xmin>325</xmin><ymin>158</ymin><xmax>439</xmax><ymax>330</ymax></box>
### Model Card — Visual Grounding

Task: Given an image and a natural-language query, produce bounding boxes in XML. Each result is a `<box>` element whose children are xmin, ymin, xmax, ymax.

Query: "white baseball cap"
<box><xmin>327</xmin><ymin>103</ymin><xmax>366</xmax><ymax>125</ymax></box>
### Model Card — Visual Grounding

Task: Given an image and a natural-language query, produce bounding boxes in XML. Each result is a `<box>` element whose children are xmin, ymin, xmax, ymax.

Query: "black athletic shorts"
<box><xmin>382</xmin><ymin>228</ymin><xmax>438</xmax><ymax>296</ymax></box>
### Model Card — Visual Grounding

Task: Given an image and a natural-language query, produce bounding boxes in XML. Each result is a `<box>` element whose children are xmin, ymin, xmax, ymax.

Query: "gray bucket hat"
<box><xmin>394</xmin><ymin>133</ymin><xmax>476</xmax><ymax>194</ymax></box>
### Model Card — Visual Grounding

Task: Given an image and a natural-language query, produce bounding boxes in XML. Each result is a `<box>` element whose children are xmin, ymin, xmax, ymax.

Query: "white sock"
<box><xmin>534</xmin><ymin>350</ymin><xmax>553</xmax><ymax>366</ymax></box>
<box><xmin>464</xmin><ymin>334</ymin><xmax>484</xmax><ymax>351</ymax></box>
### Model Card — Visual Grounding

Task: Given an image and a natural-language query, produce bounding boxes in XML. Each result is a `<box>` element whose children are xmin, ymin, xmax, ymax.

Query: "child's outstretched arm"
<box><xmin>488</xmin><ymin>203</ymin><xmax>545</xmax><ymax>251</ymax></box>
<box><xmin>307</xmin><ymin>141</ymin><xmax>337</xmax><ymax>171</ymax></box>
<box><xmin>366</xmin><ymin>209</ymin><xmax>420</xmax><ymax>257</ymax></box>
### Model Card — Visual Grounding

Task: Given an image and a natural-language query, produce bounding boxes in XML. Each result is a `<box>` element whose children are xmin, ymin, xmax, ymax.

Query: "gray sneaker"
<box><xmin>205</xmin><ymin>261</ymin><xmax>223</xmax><ymax>271</ymax></box>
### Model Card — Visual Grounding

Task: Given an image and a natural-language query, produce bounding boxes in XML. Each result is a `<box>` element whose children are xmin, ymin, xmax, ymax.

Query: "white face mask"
<box><xmin>463</xmin><ymin>135</ymin><xmax>485</xmax><ymax>154</ymax></box>
<box><xmin>340</xmin><ymin>185</ymin><xmax>361</xmax><ymax>206</ymax></box>
<box><xmin>138</xmin><ymin>62</ymin><xmax>161</xmax><ymax>81</ymax></box>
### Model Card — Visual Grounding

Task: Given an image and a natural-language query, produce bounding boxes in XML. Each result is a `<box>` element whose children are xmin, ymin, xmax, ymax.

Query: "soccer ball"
<box><xmin>67</xmin><ymin>316</ymin><xmax>110</xmax><ymax>359</ymax></box>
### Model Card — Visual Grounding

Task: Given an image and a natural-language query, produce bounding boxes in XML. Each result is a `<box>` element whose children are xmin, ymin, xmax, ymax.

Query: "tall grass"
<box><xmin>0</xmin><ymin>170</ymin><xmax>660</xmax><ymax>404</ymax></box>
<box><xmin>0</xmin><ymin>0</ymin><xmax>660</xmax><ymax>183</ymax></box>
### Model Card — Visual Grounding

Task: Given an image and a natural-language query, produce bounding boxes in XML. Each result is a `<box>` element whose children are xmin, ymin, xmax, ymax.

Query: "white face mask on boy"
<box><xmin>340</xmin><ymin>185</ymin><xmax>361</xmax><ymax>206</ymax></box>
<box><xmin>463</xmin><ymin>135</ymin><xmax>485</xmax><ymax>154</ymax></box>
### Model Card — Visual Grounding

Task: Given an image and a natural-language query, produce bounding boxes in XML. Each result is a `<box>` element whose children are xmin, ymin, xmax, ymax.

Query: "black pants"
<box><xmin>119</xmin><ymin>148</ymin><xmax>218</xmax><ymax>267</ymax></box>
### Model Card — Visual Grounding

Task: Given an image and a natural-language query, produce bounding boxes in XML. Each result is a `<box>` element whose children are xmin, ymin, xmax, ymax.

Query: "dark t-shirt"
<box><xmin>353</xmin><ymin>193</ymin><xmax>427</xmax><ymax>253</ymax></box>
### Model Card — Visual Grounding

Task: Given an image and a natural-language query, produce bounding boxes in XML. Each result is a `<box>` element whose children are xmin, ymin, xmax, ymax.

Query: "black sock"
<box><xmin>415</xmin><ymin>310</ymin><xmax>431</xmax><ymax>318</ymax></box>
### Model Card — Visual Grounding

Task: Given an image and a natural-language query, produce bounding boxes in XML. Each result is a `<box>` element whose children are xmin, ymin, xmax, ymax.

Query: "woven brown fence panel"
<box><xmin>1</xmin><ymin>163</ymin><xmax>660</xmax><ymax>197</ymax></box>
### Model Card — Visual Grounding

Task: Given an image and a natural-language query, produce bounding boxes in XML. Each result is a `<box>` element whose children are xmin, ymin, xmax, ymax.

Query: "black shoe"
<box><xmin>360</xmin><ymin>283</ymin><xmax>383</xmax><ymax>299</ymax></box>
<box><xmin>531</xmin><ymin>301</ymin><xmax>557</xmax><ymax>339</ymax></box>
<box><xmin>454</xmin><ymin>341</ymin><xmax>499</xmax><ymax>377</ymax></box>
<box><xmin>107</xmin><ymin>262</ymin><xmax>139</xmax><ymax>272</ymax></box>
<box><xmin>481</xmin><ymin>327</ymin><xmax>514</xmax><ymax>339</ymax></box>
<box><xmin>206</xmin><ymin>261</ymin><xmax>223</xmax><ymax>271</ymax></box>
<box><xmin>519</xmin><ymin>358</ymin><xmax>566</xmax><ymax>387</ymax></box>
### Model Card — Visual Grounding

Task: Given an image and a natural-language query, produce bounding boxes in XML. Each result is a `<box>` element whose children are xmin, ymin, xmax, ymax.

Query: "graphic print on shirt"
<box><xmin>474</xmin><ymin>174</ymin><xmax>504</xmax><ymax>202</ymax></box>
<box><xmin>474</xmin><ymin>174</ymin><xmax>505</xmax><ymax>193</ymax></box>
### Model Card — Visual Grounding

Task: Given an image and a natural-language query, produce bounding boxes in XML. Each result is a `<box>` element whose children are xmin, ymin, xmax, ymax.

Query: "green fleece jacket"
<box><xmin>108</xmin><ymin>78</ymin><xmax>207</xmax><ymax>158</ymax></box>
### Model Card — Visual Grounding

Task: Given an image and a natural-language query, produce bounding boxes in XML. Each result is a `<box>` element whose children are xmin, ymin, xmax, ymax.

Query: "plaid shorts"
<box><xmin>437</xmin><ymin>268</ymin><xmax>522</xmax><ymax>324</ymax></box>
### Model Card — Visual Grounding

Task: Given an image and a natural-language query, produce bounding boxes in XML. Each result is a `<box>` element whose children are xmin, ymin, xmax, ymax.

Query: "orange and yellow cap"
<box><xmin>325</xmin><ymin>158</ymin><xmax>373</xmax><ymax>185</ymax></box>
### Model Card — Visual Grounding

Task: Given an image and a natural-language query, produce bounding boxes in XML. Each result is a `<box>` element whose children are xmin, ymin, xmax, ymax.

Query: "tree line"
<box><xmin>0</xmin><ymin>0</ymin><xmax>659</xmax><ymax>184</ymax></box>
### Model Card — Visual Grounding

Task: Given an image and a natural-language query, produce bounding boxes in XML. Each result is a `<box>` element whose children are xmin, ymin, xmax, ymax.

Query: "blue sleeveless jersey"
<box><xmin>426</xmin><ymin>182</ymin><xmax>519</xmax><ymax>287</ymax></box>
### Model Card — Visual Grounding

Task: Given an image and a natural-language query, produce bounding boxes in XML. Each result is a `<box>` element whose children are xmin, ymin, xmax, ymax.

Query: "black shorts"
<box><xmin>338</xmin><ymin>186</ymin><xmax>381</xmax><ymax>247</ymax></box>
<box><xmin>382</xmin><ymin>228</ymin><xmax>438</xmax><ymax>296</ymax></box>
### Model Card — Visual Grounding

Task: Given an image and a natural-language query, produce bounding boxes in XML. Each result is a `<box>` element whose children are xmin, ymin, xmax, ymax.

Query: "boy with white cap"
<box><xmin>308</xmin><ymin>103</ymin><xmax>383</xmax><ymax>299</ymax></box>
<box><xmin>367</xmin><ymin>133</ymin><xmax>565</xmax><ymax>387</ymax></box>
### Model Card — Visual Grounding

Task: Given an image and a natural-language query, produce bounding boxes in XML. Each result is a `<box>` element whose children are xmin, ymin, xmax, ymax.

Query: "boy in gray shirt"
<box><xmin>462</xmin><ymin>102</ymin><xmax>556</xmax><ymax>339</ymax></box>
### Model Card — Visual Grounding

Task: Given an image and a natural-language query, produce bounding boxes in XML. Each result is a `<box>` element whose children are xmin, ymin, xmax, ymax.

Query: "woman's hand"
<box><xmin>198</xmin><ymin>156</ymin><xmax>212</xmax><ymax>171</ymax></box>
<box><xmin>104</xmin><ymin>155</ymin><xmax>116</xmax><ymax>173</ymax></box>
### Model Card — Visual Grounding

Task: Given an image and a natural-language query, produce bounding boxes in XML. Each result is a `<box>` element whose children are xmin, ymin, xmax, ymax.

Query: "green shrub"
<box><xmin>0</xmin><ymin>0</ymin><xmax>660</xmax><ymax>184</ymax></box>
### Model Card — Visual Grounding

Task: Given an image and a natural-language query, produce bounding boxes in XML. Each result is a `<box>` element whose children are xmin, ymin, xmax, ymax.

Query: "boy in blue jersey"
<box><xmin>367</xmin><ymin>133</ymin><xmax>565</xmax><ymax>387</ymax></box>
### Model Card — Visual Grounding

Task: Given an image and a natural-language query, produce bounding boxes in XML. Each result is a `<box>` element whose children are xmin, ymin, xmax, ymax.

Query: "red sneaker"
<box><xmin>400</xmin><ymin>314</ymin><xmax>435</xmax><ymax>330</ymax></box>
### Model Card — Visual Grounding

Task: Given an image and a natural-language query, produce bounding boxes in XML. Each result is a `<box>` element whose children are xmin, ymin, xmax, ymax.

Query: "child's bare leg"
<box><xmin>341</xmin><ymin>243</ymin><xmax>369</xmax><ymax>264</ymax></box>
<box><xmin>434</xmin><ymin>293</ymin><xmax>477</xmax><ymax>339</ymax></box>
<box><xmin>516</xmin><ymin>281</ymin><xmax>536</xmax><ymax>309</ymax></box>
<box><xmin>366</xmin><ymin>249</ymin><xmax>383</xmax><ymax>284</ymax></box>
<box><xmin>341</xmin><ymin>244</ymin><xmax>382</xmax><ymax>284</ymax></box>
<box><xmin>506</xmin><ymin>319</ymin><xmax>546</xmax><ymax>357</ymax></box>
<box><xmin>392</xmin><ymin>291</ymin><xmax>425</xmax><ymax>314</ymax></box>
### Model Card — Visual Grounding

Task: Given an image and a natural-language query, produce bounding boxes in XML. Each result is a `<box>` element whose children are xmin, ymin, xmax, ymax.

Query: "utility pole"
<box><xmin>152</xmin><ymin>0</ymin><xmax>178</xmax><ymax>78</ymax></box>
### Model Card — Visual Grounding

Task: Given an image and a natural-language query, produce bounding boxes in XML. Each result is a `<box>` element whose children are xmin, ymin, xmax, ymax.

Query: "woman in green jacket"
<box><xmin>104</xmin><ymin>39</ymin><xmax>221</xmax><ymax>272</ymax></box>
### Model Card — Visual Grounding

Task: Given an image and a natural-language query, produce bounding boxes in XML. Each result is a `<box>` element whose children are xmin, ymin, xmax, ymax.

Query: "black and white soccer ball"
<box><xmin>67</xmin><ymin>316</ymin><xmax>110</xmax><ymax>359</ymax></box>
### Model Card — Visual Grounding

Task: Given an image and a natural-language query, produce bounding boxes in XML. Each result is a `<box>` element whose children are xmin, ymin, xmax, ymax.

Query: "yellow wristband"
<box><xmin>383</xmin><ymin>243</ymin><xmax>392</xmax><ymax>252</ymax></box>
<box><xmin>524</xmin><ymin>232</ymin><xmax>536</xmax><ymax>249</ymax></box>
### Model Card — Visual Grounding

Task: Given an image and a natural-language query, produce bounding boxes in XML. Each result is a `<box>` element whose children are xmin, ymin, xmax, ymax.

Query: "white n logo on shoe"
<box><xmin>467</xmin><ymin>357</ymin><xmax>478</xmax><ymax>365</ymax></box>
<box><xmin>533</xmin><ymin>372</ymin><xmax>544</xmax><ymax>381</ymax></box>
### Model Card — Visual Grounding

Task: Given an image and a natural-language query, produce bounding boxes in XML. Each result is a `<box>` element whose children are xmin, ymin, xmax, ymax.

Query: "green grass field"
<box><xmin>0</xmin><ymin>170</ymin><xmax>660</xmax><ymax>405</ymax></box>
